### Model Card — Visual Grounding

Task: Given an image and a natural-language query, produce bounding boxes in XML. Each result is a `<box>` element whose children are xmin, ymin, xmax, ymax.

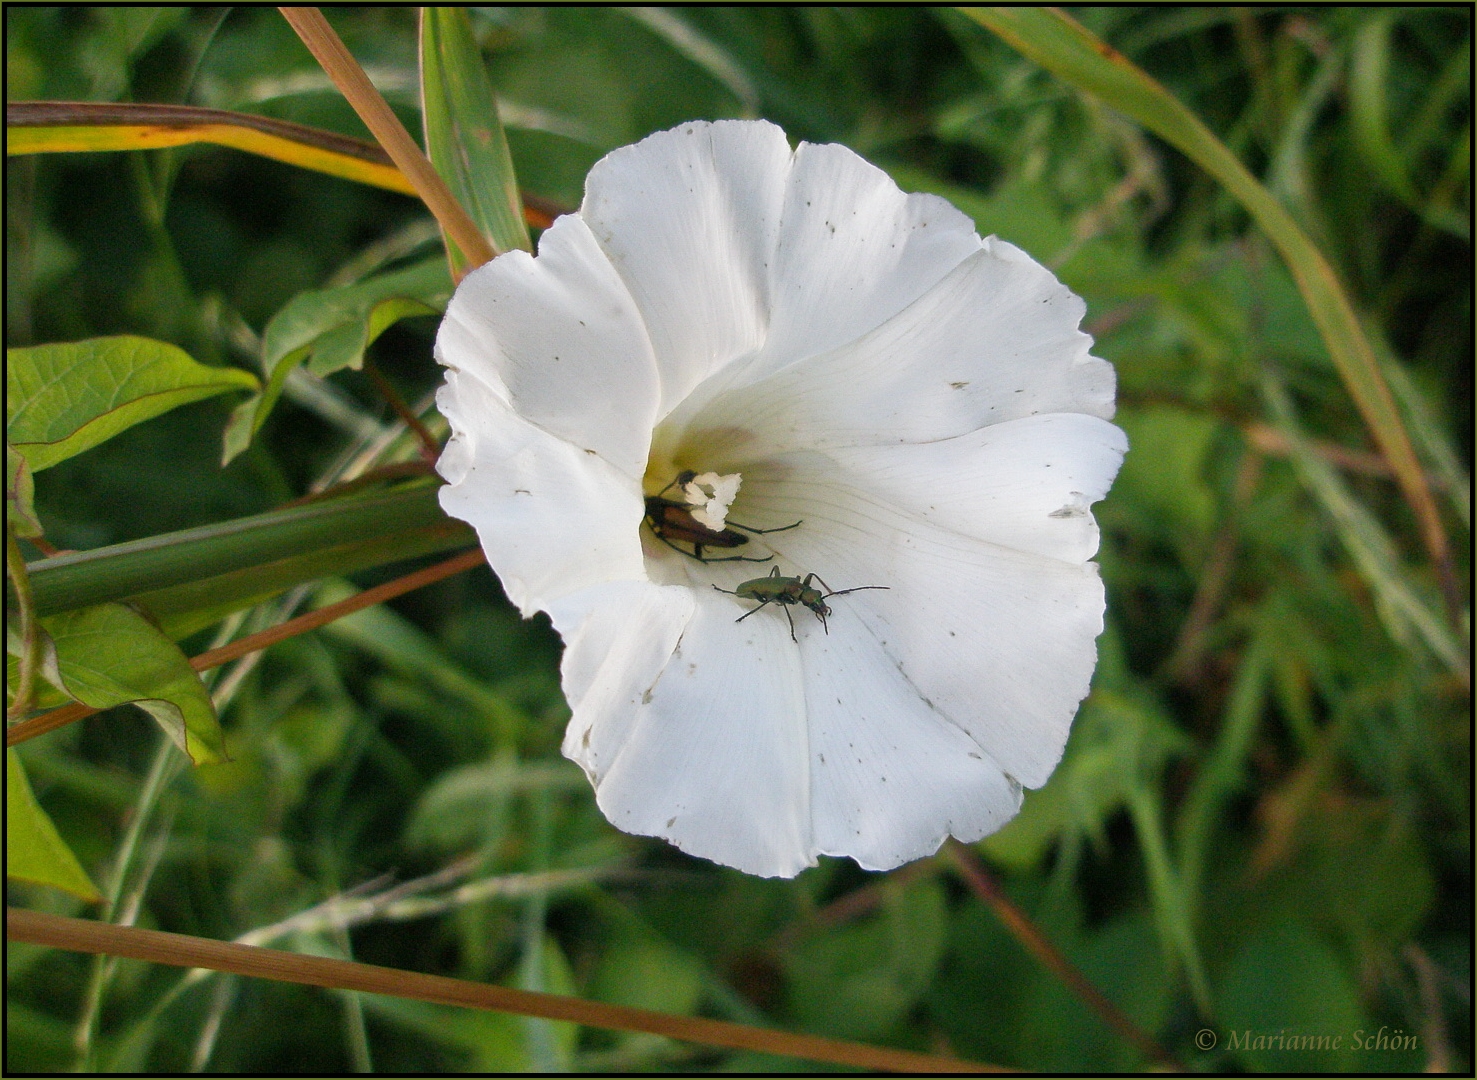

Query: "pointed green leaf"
<box><xmin>421</xmin><ymin>5</ymin><xmax>531</xmax><ymax>273</ymax></box>
<box><xmin>7</xmin><ymin>749</ymin><xmax>103</xmax><ymax>902</ymax></box>
<box><xmin>6</xmin><ymin>336</ymin><xmax>258</xmax><ymax>472</ymax></box>
<box><xmin>41</xmin><ymin>603</ymin><xmax>226</xmax><ymax>765</ymax></box>
<box><xmin>223</xmin><ymin>259</ymin><xmax>452</xmax><ymax>463</ymax></box>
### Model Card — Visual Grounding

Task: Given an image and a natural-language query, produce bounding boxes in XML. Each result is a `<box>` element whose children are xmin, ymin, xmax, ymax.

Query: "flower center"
<box><xmin>681</xmin><ymin>471</ymin><xmax>741</xmax><ymax>530</ymax></box>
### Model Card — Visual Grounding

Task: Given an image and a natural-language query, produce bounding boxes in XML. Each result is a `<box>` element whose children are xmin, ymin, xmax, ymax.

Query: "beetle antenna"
<box><xmin>823</xmin><ymin>585</ymin><xmax>890</xmax><ymax>599</ymax></box>
<box><xmin>728</xmin><ymin>517</ymin><xmax>802</xmax><ymax>535</ymax></box>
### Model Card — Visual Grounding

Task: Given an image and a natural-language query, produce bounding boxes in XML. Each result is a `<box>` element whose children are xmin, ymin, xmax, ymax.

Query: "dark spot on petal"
<box><xmin>950</xmin><ymin>381</ymin><xmax>969</xmax><ymax>390</ymax></box>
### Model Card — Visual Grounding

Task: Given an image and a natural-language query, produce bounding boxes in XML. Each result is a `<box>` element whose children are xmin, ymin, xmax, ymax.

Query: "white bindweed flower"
<box><xmin>435</xmin><ymin>120</ymin><xmax>1126</xmax><ymax>878</ymax></box>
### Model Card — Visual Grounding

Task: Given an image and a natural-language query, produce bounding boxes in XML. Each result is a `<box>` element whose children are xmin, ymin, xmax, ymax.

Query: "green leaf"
<box><xmin>1217</xmin><ymin>917</ymin><xmax>1370</xmax><ymax>1072</ymax></box>
<box><xmin>40</xmin><ymin>602</ymin><xmax>226</xmax><ymax>765</ymax></box>
<box><xmin>420</xmin><ymin>6</ymin><xmax>532</xmax><ymax>271</ymax></box>
<box><xmin>6</xmin><ymin>336</ymin><xmax>259</xmax><ymax>472</ymax></box>
<box><xmin>591</xmin><ymin>936</ymin><xmax>705</xmax><ymax>1016</ymax></box>
<box><xmin>26</xmin><ymin>484</ymin><xmax>449</xmax><ymax>617</ymax></box>
<box><xmin>785</xmin><ymin>878</ymin><xmax>948</xmax><ymax>1041</ymax></box>
<box><xmin>6</xmin><ymin>443</ymin><xmax>43</xmax><ymax>538</ymax></box>
<box><xmin>223</xmin><ymin>259</ymin><xmax>452</xmax><ymax>464</ymax></box>
<box><xmin>7</xmin><ymin>749</ymin><xmax>103</xmax><ymax>902</ymax></box>
<box><xmin>961</xmin><ymin>7</ymin><xmax>1453</xmax><ymax>606</ymax></box>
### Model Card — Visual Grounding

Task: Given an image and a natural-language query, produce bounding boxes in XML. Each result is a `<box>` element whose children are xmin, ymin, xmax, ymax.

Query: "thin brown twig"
<box><xmin>943</xmin><ymin>840</ymin><xmax>1185</xmax><ymax>1072</ymax></box>
<box><xmin>277</xmin><ymin>7</ymin><xmax>495</xmax><ymax>275</ymax></box>
<box><xmin>362</xmin><ymin>360</ymin><xmax>441</xmax><ymax>464</ymax></box>
<box><xmin>7</xmin><ymin>907</ymin><xmax>1006</xmax><ymax>1074</ymax></box>
<box><xmin>5</xmin><ymin>547</ymin><xmax>486</xmax><ymax>748</ymax></box>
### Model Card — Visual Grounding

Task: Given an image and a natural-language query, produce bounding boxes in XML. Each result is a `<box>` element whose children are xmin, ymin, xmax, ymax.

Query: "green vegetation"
<box><xmin>7</xmin><ymin>7</ymin><xmax>1468</xmax><ymax>1072</ymax></box>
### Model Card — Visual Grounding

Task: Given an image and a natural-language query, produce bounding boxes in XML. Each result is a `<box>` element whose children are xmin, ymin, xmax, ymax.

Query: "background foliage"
<box><xmin>7</xmin><ymin>6</ymin><xmax>1469</xmax><ymax>1072</ymax></box>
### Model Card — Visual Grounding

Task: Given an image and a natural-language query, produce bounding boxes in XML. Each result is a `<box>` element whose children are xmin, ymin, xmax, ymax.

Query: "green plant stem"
<box><xmin>72</xmin><ymin>734</ymin><xmax>184</xmax><ymax>1071</ymax></box>
<box><xmin>6</xmin><ymin>526</ymin><xmax>40</xmax><ymax>719</ymax></box>
<box><xmin>24</xmin><ymin>485</ymin><xmax>448</xmax><ymax>617</ymax></box>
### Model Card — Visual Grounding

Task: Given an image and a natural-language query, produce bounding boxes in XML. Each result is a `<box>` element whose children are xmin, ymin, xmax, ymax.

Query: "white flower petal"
<box><xmin>798</xmin><ymin>620</ymin><xmax>1023</xmax><ymax>870</ymax></box>
<box><xmin>580</xmin><ymin>120</ymin><xmax>793</xmax><ymax>414</ymax></box>
<box><xmin>694</xmin><ymin>237</ymin><xmax>1115</xmax><ymax>456</ymax></box>
<box><xmin>589</xmin><ymin>588</ymin><xmax>813</xmax><ymax>878</ymax></box>
<box><xmin>436</xmin><ymin>369</ymin><xmax>645</xmax><ymax>615</ymax></box>
<box><xmin>753</xmin><ymin>141</ymin><xmax>982</xmax><ymax>382</ymax></box>
<box><xmin>437</xmin><ymin>215</ymin><xmax>661</xmax><ymax>478</ymax></box>
<box><xmin>824</xmin><ymin>414</ymin><xmax>1128</xmax><ymax>564</ymax></box>
<box><xmin>548</xmin><ymin>580</ymin><xmax>694</xmax><ymax>786</ymax></box>
<box><xmin>741</xmin><ymin>464</ymin><xmax>1104</xmax><ymax>787</ymax></box>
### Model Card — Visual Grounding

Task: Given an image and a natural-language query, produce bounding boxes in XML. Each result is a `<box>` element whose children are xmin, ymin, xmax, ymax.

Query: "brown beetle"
<box><xmin>643</xmin><ymin>471</ymin><xmax>799</xmax><ymax>563</ymax></box>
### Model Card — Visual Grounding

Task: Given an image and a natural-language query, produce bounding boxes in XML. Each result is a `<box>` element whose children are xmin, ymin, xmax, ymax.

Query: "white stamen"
<box><xmin>682</xmin><ymin>471</ymin><xmax>741</xmax><ymax>530</ymax></box>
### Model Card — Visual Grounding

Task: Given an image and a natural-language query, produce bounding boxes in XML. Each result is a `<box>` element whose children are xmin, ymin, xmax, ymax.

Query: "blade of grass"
<box><xmin>1260</xmin><ymin>373</ymin><xmax>1465</xmax><ymax>677</ymax></box>
<box><xmin>7</xmin><ymin>907</ymin><xmax>1006</xmax><ymax>1074</ymax></box>
<box><xmin>278</xmin><ymin>7</ymin><xmax>495</xmax><ymax>276</ymax></box>
<box><xmin>420</xmin><ymin>6</ymin><xmax>531</xmax><ymax>273</ymax></box>
<box><xmin>961</xmin><ymin>7</ymin><xmax>1462</xmax><ymax>632</ymax></box>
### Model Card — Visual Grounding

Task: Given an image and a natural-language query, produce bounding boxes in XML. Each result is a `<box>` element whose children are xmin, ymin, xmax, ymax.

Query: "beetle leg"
<box><xmin>733</xmin><ymin>599</ymin><xmax>773</xmax><ymax>624</ymax></box>
<box><xmin>784</xmin><ymin>605</ymin><xmax>797</xmax><ymax>643</ymax></box>
<box><xmin>649</xmin><ymin>528</ymin><xmax>771</xmax><ymax>564</ymax></box>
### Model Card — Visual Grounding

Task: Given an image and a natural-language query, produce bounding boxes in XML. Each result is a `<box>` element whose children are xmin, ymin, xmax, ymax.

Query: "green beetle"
<box><xmin>643</xmin><ymin>471</ymin><xmax>799</xmax><ymax>563</ymax></box>
<box><xmin>714</xmin><ymin>565</ymin><xmax>888</xmax><ymax>642</ymax></box>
